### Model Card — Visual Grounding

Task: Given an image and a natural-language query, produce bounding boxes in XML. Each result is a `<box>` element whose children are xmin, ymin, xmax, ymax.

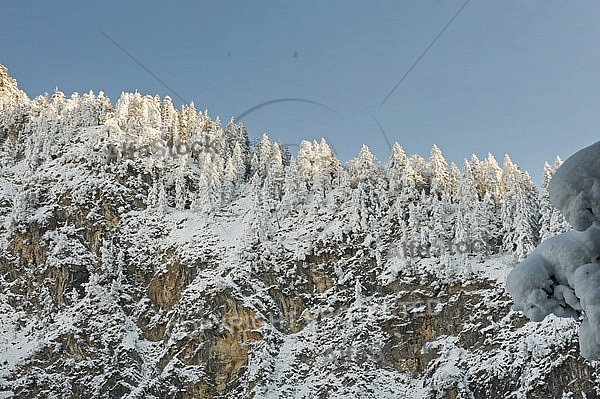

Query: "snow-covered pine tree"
<box><xmin>147</xmin><ymin>180</ymin><xmax>159</xmax><ymax>209</ymax></box>
<box><xmin>280</xmin><ymin>144</ymin><xmax>292</xmax><ymax>167</ymax></box>
<box><xmin>222</xmin><ymin>142</ymin><xmax>247</xmax><ymax>204</ymax></box>
<box><xmin>479</xmin><ymin>154</ymin><xmax>504</xmax><ymax>249</ymax></box>
<box><xmin>23</xmin><ymin>92</ymin><xmax>64</xmax><ymax>169</ymax></box>
<box><xmin>346</xmin><ymin>145</ymin><xmax>386</xmax><ymax>232</ymax></box>
<box><xmin>111</xmin><ymin>93</ymin><xmax>155</xmax><ymax>141</ymax></box>
<box><xmin>453</xmin><ymin>160</ymin><xmax>479</xmax><ymax>247</ymax></box>
<box><xmin>161</xmin><ymin>96</ymin><xmax>179</xmax><ymax>147</ymax></box>
<box><xmin>247</xmin><ymin>134</ymin><xmax>285</xmax><ymax>235</ymax></box>
<box><xmin>49</xmin><ymin>89</ymin><xmax>66</xmax><ymax>118</ymax></box>
<box><xmin>386</xmin><ymin>143</ymin><xmax>420</xmax><ymax>228</ymax></box>
<box><xmin>178</xmin><ymin>102</ymin><xmax>196</xmax><ymax>142</ymax></box>
<box><xmin>479</xmin><ymin>191</ymin><xmax>501</xmax><ymax>253</ymax></box>
<box><xmin>174</xmin><ymin>155</ymin><xmax>189</xmax><ymax>210</ymax></box>
<box><xmin>469</xmin><ymin>154</ymin><xmax>485</xmax><ymax>199</ymax></box>
<box><xmin>224</xmin><ymin>117</ymin><xmax>250</xmax><ymax>166</ymax></box>
<box><xmin>157</xmin><ymin>180</ymin><xmax>168</xmax><ymax>213</ymax></box>
<box><xmin>387</xmin><ymin>143</ymin><xmax>409</xmax><ymax>197</ymax></box>
<box><xmin>311</xmin><ymin>138</ymin><xmax>341</xmax><ymax>205</ymax></box>
<box><xmin>91</xmin><ymin>91</ymin><xmax>112</xmax><ymax>125</ymax></box>
<box><xmin>195</xmin><ymin>150</ymin><xmax>224</xmax><ymax>213</ymax></box>
<box><xmin>262</xmin><ymin>141</ymin><xmax>285</xmax><ymax>211</ymax></box>
<box><xmin>404</xmin><ymin>191</ymin><xmax>431</xmax><ymax>258</ymax></box>
<box><xmin>538</xmin><ymin>158</ymin><xmax>570</xmax><ymax>240</ymax></box>
<box><xmin>128</xmin><ymin>92</ymin><xmax>147</xmax><ymax>136</ymax></box>
<box><xmin>448</xmin><ymin>162</ymin><xmax>460</xmax><ymax>202</ymax></box>
<box><xmin>386</xmin><ymin>143</ymin><xmax>411</xmax><ymax>242</ymax></box>
<box><xmin>250</xmin><ymin>134</ymin><xmax>272</xmax><ymax>183</ymax></box>
<box><xmin>416</xmin><ymin>190</ymin><xmax>432</xmax><ymax>254</ymax></box>
<box><xmin>481</xmin><ymin>153</ymin><xmax>503</xmax><ymax>205</ymax></box>
<box><xmin>145</xmin><ymin>95</ymin><xmax>163</xmax><ymax>138</ymax></box>
<box><xmin>426</xmin><ymin>145</ymin><xmax>453</xmax><ymax>253</ymax></box>
<box><xmin>428</xmin><ymin>145</ymin><xmax>450</xmax><ymax>200</ymax></box>
<box><xmin>281</xmin><ymin>157</ymin><xmax>309</xmax><ymax>216</ymax></box>
<box><xmin>295</xmin><ymin>139</ymin><xmax>316</xmax><ymax>194</ymax></box>
<box><xmin>409</xmin><ymin>154</ymin><xmax>428</xmax><ymax>194</ymax></box>
<box><xmin>249</xmin><ymin>172</ymin><xmax>271</xmax><ymax>243</ymax></box>
<box><xmin>428</xmin><ymin>194</ymin><xmax>453</xmax><ymax>256</ymax></box>
<box><xmin>112</xmin><ymin>92</ymin><xmax>129</xmax><ymax>134</ymax></box>
<box><xmin>501</xmin><ymin>155</ymin><xmax>540</xmax><ymax>260</ymax></box>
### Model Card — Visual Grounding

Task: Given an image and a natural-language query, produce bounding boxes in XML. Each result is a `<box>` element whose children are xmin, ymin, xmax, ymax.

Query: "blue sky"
<box><xmin>2</xmin><ymin>0</ymin><xmax>600</xmax><ymax>183</ymax></box>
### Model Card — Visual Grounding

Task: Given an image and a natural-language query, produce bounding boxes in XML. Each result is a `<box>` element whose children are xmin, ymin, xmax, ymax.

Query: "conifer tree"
<box><xmin>482</xmin><ymin>153</ymin><xmax>503</xmax><ymax>204</ymax></box>
<box><xmin>311</xmin><ymin>139</ymin><xmax>341</xmax><ymax>204</ymax></box>
<box><xmin>281</xmin><ymin>157</ymin><xmax>308</xmax><ymax>216</ymax></box>
<box><xmin>222</xmin><ymin>142</ymin><xmax>247</xmax><ymax>204</ymax></box>
<box><xmin>539</xmin><ymin>157</ymin><xmax>570</xmax><ymax>240</ymax></box>
<box><xmin>347</xmin><ymin>145</ymin><xmax>386</xmax><ymax>232</ymax></box>
<box><xmin>161</xmin><ymin>96</ymin><xmax>179</xmax><ymax>146</ymax></box>
<box><xmin>409</xmin><ymin>154</ymin><xmax>428</xmax><ymax>194</ymax></box>
<box><xmin>387</xmin><ymin>143</ymin><xmax>409</xmax><ymax>197</ymax></box>
<box><xmin>178</xmin><ymin>102</ymin><xmax>197</xmax><ymax>142</ymax></box>
<box><xmin>174</xmin><ymin>156</ymin><xmax>188</xmax><ymax>210</ymax></box>
<box><xmin>428</xmin><ymin>145</ymin><xmax>449</xmax><ymax>199</ymax></box>
<box><xmin>448</xmin><ymin>162</ymin><xmax>460</xmax><ymax>202</ymax></box>
<box><xmin>501</xmin><ymin>155</ymin><xmax>540</xmax><ymax>259</ymax></box>
<box><xmin>454</xmin><ymin>160</ymin><xmax>479</xmax><ymax>247</ymax></box>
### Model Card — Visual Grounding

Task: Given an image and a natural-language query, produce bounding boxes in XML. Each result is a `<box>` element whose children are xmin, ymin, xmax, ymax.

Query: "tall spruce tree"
<box><xmin>501</xmin><ymin>155</ymin><xmax>540</xmax><ymax>260</ymax></box>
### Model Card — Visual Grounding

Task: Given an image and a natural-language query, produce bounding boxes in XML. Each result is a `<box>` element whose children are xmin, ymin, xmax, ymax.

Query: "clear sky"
<box><xmin>2</xmin><ymin>1</ymin><xmax>600</xmax><ymax>183</ymax></box>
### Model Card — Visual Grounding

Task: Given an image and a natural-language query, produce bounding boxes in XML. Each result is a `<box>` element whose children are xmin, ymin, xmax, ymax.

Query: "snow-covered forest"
<box><xmin>0</xmin><ymin>64</ymin><xmax>568</xmax><ymax>264</ymax></box>
<box><xmin>1</xmin><ymin>64</ymin><xmax>598</xmax><ymax>398</ymax></box>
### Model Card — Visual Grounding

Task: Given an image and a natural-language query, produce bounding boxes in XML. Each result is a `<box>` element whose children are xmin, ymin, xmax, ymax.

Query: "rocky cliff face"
<box><xmin>0</xmin><ymin>66</ymin><xmax>598</xmax><ymax>398</ymax></box>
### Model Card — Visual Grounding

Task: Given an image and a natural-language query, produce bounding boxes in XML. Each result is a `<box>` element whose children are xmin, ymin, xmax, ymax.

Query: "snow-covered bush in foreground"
<box><xmin>506</xmin><ymin>227</ymin><xmax>600</xmax><ymax>322</ymax></box>
<box><xmin>548</xmin><ymin>140</ymin><xmax>600</xmax><ymax>231</ymax></box>
<box><xmin>507</xmin><ymin>140</ymin><xmax>600</xmax><ymax>360</ymax></box>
